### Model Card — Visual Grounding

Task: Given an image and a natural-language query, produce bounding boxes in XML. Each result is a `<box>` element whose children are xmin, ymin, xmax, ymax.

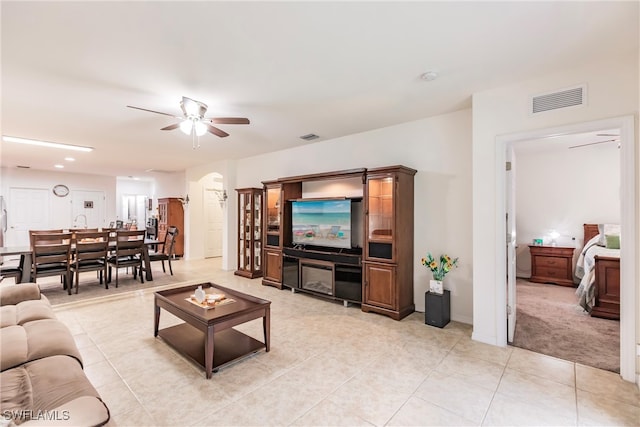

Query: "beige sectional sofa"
<box><xmin>0</xmin><ymin>283</ymin><xmax>110</xmax><ymax>426</ymax></box>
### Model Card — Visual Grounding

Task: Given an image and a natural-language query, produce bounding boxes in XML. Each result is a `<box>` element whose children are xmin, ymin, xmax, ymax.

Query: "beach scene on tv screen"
<box><xmin>292</xmin><ymin>200</ymin><xmax>351</xmax><ymax>249</ymax></box>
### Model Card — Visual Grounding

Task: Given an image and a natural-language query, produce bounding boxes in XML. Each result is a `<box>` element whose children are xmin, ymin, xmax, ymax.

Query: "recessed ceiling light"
<box><xmin>54</xmin><ymin>164</ymin><xmax>64</xmax><ymax>169</ymax></box>
<box><xmin>420</xmin><ymin>71</ymin><xmax>438</xmax><ymax>81</ymax></box>
<box><xmin>64</xmin><ymin>157</ymin><xmax>75</xmax><ymax>162</ymax></box>
<box><xmin>2</xmin><ymin>136</ymin><xmax>93</xmax><ymax>152</ymax></box>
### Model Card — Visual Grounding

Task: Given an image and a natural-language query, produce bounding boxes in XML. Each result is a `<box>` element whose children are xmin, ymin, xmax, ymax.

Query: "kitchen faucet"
<box><xmin>73</xmin><ymin>214</ymin><xmax>88</xmax><ymax>229</ymax></box>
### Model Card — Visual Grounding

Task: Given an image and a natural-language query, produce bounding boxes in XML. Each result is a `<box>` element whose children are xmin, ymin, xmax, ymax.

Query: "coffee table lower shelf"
<box><xmin>158</xmin><ymin>323</ymin><xmax>265</xmax><ymax>374</ymax></box>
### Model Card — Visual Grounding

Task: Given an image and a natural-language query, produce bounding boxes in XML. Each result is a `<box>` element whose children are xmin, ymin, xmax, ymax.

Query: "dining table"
<box><xmin>0</xmin><ymin>239</ymin><xmax>160</xmax><ymax>283</ymax></box>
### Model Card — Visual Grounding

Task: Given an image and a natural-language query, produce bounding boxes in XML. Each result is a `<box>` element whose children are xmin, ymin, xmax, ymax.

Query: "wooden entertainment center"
<box><xmin>260</xmin><ymin>166</ymin><xmax>416</xmax><ymax>320</ymax></box>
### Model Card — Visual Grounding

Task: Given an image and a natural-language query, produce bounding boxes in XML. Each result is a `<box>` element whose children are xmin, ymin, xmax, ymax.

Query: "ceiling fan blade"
<box><xmin>126</xmin><ymin>105</ymin><xmax>179</xmax><ymax>118</ymax></box>
<box><xmin>569</xmin><ymin>139</ymin><xmax>619</xmax><ymax>149</ymax></box>
<box><xmin>160</xmin><ymin>123</ymin><xmax>180</xmax><ymax>131</ymax></box>
<box><xmin>210</xmin><ymin>117</ymin><xmax>250</xmax><ymax>125</ymax></box>
<box><xmin>206</xmin><ymin>124</ymin><xmax>229</xmax><ymax>138</ymax></box>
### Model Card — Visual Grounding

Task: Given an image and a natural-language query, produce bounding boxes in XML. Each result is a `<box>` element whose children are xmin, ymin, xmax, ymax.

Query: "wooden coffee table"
<box><xmin>154</xmin><ymin>283</ymin><xmax>270</xmax><ymax>379</ymax></box>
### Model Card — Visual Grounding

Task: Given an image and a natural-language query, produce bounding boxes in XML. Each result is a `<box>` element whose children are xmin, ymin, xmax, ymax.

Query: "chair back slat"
<box><xmin>29</xmin><ymin>229</ymin><xmax>64</xmax><ymax>247</ymax></box>
<box><xmin>73</xmin><ymin>231</ymin><xmax>109</xmax><ymax>262</ymax></box>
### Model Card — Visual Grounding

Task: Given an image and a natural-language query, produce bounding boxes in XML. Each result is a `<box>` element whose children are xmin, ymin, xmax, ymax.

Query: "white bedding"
<box><xmin>575</xmin><ymin>235</ymin><xmax>620</xmax><ymax>312</ymax></box>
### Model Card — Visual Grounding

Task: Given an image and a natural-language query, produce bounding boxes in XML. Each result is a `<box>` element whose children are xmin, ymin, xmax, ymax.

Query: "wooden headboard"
<box><xmin>584</xmin><ymin>223</ymin><xmax>599</xmax><ymax>244</ymax></box>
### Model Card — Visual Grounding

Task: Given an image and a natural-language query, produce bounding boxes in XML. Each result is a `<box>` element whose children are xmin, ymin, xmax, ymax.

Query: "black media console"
<box><xmin>282</xmin><ymin>246</ymin><xmax>362</xmax><ymax>304</ymax></box>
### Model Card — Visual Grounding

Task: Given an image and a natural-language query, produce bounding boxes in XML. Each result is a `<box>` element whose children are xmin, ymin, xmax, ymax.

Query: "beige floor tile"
<box><xmin>96</xmin><ymin>380</ymin><xmax>143</xmax><ymax>418</ymax></box>
<box><xmin>435</xmin><ymin>352</ymin><xmax>505</xmax><ymax>391</ymax></box>
<box><xmin>453</xmin><ymin>336</ymin><xmax>513</xmax><ymax>366</ymax></box>
<box><xmin>576</xmin><ymin>389</ymin><xmax>640</xmax><ymax>426</ymax></box>
<box><xmin>290</xmin><ymin>399</ymin><xmax>374</xmax><ymax>426</ymax></box>
<box><xmin>497</xmin><ymin>368</ymin><xmax>576</xmax><ymax>419</ymax></box>
<box><xmin>414</xmin><ymin>370</ymin><xmax>495</xmax><ymax>423</ymax></box>
<box><xmin>483</xmin><ymin>392</ymin><xmax>576</xmax><ymax>426</ymax></box>
<box><xmin>72</xmin><ymin>332</ymin><xmax>96</xmax><ymax>349</ymax></box>
<box><xmin>192</xmin><ymin>401</ymin><xmax>265</xmax><ymax>426</ymax></box>
<box><xmin>109</xmin><ymin>405</ymin><xmax>156</xmax><ymax>427</ymax></box>
<box><xmin>327</xmin><ymin>375</ymin><xmax>414</xmax><ymax>426</ymax></box>
<box><xmin>79</xmin><ymin>344</ymin><xmax>107</xmax><ymax>366</ymax></box>
<box><xmin>575</xmin><ymin>363</ymin><xmax>640</xmax><ymax>407</ymax></box>
<box><xmin>387</xmin><ymin>396</ymin><xmax>477</xmax><ymax>426</ymax></box>
<box><xmin>507</xmin><ymin>347</ymin><xmax>575</xmax><ymax>386</ymax></box>
<box><xmin>83</xmin><ymin>360</ymin><xmax>123</xmax><ymax>388</ymax></box>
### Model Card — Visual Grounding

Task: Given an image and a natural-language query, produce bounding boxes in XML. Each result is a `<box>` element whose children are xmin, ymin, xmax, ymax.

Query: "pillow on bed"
<box><xmin>598</xmin><ymin>223</ymin><xmax>620</xmax><ymax>246</ymax></box>
<box><xmin>605</xmin><ymin>234</ymin><xmax>621</xmax><ymax>249</ymax></box>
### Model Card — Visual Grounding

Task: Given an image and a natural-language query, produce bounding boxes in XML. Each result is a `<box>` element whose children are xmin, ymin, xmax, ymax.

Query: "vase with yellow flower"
<box><xmin>421</xmin><ymin>253</ymin><xmax>459</xmax><ymax>294</ymax></box>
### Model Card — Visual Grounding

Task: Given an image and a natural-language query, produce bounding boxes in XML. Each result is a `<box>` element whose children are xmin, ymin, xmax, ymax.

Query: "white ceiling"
<box><xmin>1</xmin><ymin>1</ymin><xmax>637</xmax><ymax>177</ymax></box>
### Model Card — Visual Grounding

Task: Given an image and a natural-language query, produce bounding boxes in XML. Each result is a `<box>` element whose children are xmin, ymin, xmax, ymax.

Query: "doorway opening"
<box><xmin>498</xmin><ymin>115</ymin><xmax>635</xmax><ymax>382</ymax></box>
<box><xmin>508</xmin><ymin>128</ymin><xmax>621</xmax><ymax>372</ymax></box>
<box><xmin>202</xmin><ymin>173</ymin><xmax>225</xmax><ymax>259</ymax></box>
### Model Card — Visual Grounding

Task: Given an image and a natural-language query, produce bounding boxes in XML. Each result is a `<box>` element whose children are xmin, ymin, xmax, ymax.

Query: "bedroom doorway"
<box><xmin>500</xmin><ymin>115</ymin><xmax>636</xmax><ymax>382</ymax></box>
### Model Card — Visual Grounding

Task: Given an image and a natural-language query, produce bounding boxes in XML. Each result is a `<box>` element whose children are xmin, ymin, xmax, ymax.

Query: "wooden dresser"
<box><xmin>157</xmin><ymin>197</ymin><xmax>184</xmax><ymax>257</ymax></box>
<box><xmin>529</xmin><ymin>245</ymin><xmax>575</xmax><ymax>287</ymax></box>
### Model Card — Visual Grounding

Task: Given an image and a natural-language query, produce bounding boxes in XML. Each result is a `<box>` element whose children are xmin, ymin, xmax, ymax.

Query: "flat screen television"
<box><xmin>291</xmin><ymin>199</ymin><xmax>353</xmax><ymax>249</ymax></box>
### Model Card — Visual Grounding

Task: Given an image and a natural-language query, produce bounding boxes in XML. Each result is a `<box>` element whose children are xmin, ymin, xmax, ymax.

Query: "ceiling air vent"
<box><xmin>531</xmin><ymin>85</ymin><xmax>586</xmax><ymax>114</ymax></box>
<box><xmin>299</xmin><ymin>133</ymin><xmax>319</xmax><ymax>141</ymax></box>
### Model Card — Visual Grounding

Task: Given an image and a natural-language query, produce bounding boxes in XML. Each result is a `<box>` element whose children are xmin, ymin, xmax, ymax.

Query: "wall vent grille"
<box><xmin>300</xmin><ymin>133</ymin><xmax>319</xmax><ymax>141</ymax></box>
<box><xmin>531</xmin><ymin>85</ymin><xmax>585</xmax><ymax>114</ymax></box>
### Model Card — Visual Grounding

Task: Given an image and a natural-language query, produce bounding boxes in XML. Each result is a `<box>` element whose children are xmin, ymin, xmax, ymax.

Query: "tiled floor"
<box><xmin>50</xmin><ymin>258</ymin><xmax>640</xmax><ymax>426</ymax></box>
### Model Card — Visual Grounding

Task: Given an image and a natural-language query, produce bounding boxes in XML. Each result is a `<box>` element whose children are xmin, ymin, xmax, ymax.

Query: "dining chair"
<box><xmin>106</xmin><ymin>230</ymin><xmax>145</xmax><ymax>287</ymax></box>
<box><xmin>31</xmin><ymin>232</ymin><xmax>72</xmax><ymax>294</ymax></box>
<box><xmin>148</xmin><ymin>226</ymin><xmax>179</xmax><ymax>275</ymax></box>
<box><xmin>29</xmin><ymin>229</ymin><xmax>64</xmax><ymax>247</ymax></box>
<box><xmin>70</xmin><ymin>231</ymin><xmax>109</xmax><ymax>294</ymax></box>
<box><xmin>0</xmin><ymin>259</ymin><xmax>23</xmax><ymax>283</ymax></box>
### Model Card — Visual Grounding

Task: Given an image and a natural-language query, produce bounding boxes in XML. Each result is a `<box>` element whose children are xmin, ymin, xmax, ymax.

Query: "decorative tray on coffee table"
<box><xmin>185</xmin><ymin>293</ymin><xmax>236</xmax><ymax>309</ymax></box>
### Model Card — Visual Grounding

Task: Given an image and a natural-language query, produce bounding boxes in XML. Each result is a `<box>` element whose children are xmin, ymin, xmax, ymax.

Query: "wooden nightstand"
<box><xmin>529</xmin><ymin>245</ymin><xmax>575</xmax><ymax>287</ymax></box>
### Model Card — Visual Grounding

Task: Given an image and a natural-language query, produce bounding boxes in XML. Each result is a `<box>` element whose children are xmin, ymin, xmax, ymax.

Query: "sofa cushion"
<box><xmin>1</xmin><ymin>320</ymin><xmax>82</xmax><ymax>372</ymax></box>
<box><xmin>1</xmin><ymin>325</ymin><xmax>29</xmax><ymax>371</ymax></box>
<box><xmin>1</xmin><ymin>356</ymin><xmax>110</xmax><ymax>426</ymax></box>
<box><xmin>1</xmin><ymin>299</ymin><xmax>56</xmax><ymax>328</ymax></box>
<box><xmin>0</xmin><ymin>283</ymin><xmax>41</xmax><ymax>306</ymax></box>
<box><xmin>24</xmin><ymin>320</ymin><xmax>83</xmax><ymax>368</ymax></box>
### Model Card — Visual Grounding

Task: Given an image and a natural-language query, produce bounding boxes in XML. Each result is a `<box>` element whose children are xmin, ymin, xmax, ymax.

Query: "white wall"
<box><xmin>0</xmin><ymin>167</ymin><xmax>116</xmax><ymax>234</ymax></box>
<box><xmin>223</xmin><ymin>109</ymin><xmax>474</xmax><ymax>321</ymax></box>
<box><xmin>471</xmin><ymin>56</ymin><xmax>638</xmax><ymax>352</ymax></box>
<box><xmin>514</xmin><ymin>144</ymin><xmax>620</xmax><ymax>277</ymax></box>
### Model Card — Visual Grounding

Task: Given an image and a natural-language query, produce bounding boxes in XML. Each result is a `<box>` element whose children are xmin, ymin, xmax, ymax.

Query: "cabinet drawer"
<box><xmin>536</xmin><ymin>256</ymin><xmax>569</xmax><ymax>270</ymax></box>
<box><xmin>536</xmin><ymin>266</ymin><xmax>567</xmax><ymax>278</ymax></box>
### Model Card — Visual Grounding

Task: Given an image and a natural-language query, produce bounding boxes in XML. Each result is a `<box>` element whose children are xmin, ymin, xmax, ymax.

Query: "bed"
<box><xmin>575</xmin><ymin>223</ymin><xmax>620</xmax><ymax>320</ymax></box>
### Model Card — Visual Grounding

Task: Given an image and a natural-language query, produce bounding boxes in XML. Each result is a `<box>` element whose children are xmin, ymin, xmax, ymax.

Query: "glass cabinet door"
<box><xmin>266</xmin><ymin>187</ymin><xmax>281</xmax><ymax>233</ymax></box>
<box><xmin>367</xmin><ymin>176</ymin><xmax>394</xmax><ymax>242</ymax></box>
<box><xmin>235</xmin><ymin>188</ymin><xmax>264</xmax><ymax>278</ymax></box>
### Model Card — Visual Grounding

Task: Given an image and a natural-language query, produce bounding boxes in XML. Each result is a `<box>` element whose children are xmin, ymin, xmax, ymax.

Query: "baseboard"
<box><xmin>452</xmin><ymin>314</ymin><xmax>473</xmax><ymax>325</ymax></box>
<box><xmin>471</xmin><ymin>330</ymin><xmax>500</xmax><ymax>347</ymax></box>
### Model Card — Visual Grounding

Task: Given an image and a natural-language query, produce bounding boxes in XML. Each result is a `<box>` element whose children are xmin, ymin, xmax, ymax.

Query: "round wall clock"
<box><xmin>52</xmin><ymin>184</ymin><xmax>70</xmax><ymax>197</ymax></box>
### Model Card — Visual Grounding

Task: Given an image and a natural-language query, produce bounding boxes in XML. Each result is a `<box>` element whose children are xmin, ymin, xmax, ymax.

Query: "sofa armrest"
<box><xmin>0</xmin><ymin>284</ymin><xmax>41</xmax><ymax>307</ymax></box>
<box><xmin>19</xmin><ymin>396</ymin><xmax>110</xmax><ymax>427</ymax></box>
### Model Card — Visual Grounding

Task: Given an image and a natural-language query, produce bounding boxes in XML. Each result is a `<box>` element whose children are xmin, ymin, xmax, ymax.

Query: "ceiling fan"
<box><xmin>569</xmin><ymin>133</ymin><xmax>620</xmax><ymax>149</ymax></box>
<box><xmin>127</xmin><ymin>96</ymin><xmax>249</xmax><ymax>148</ymax></box>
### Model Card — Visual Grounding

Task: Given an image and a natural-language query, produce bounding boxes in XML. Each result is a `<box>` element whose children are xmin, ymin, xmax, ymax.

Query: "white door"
<box><xmin>7</xmin><ymin>188</ymin><xmax>50</xmax><ymax>246</ymax></box>
<box><xmin>71</xmin><ymin>191</ymin><xmax>106</xmax><ymax>229</ymax></box>
<box><xmin>204</xmin><ymin>189</ymin><xmax>223</xmax><ymax>257</ymax></box>
<box><xmin>506</xmin><ymin>147</ymin><xmax>517</xmax><ymax>343</ymax></box>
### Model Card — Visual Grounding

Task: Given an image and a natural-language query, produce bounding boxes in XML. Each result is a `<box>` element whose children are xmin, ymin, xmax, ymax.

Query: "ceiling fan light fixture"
<box><xmin>194</xmin><ymin>120</ymin><xmax>207</xmax><ymax>137</ymax></box>
<box><xmin>179</xmin><ymin>120</ymin><xmax>193</xmax><ymax>135</ymax></box>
